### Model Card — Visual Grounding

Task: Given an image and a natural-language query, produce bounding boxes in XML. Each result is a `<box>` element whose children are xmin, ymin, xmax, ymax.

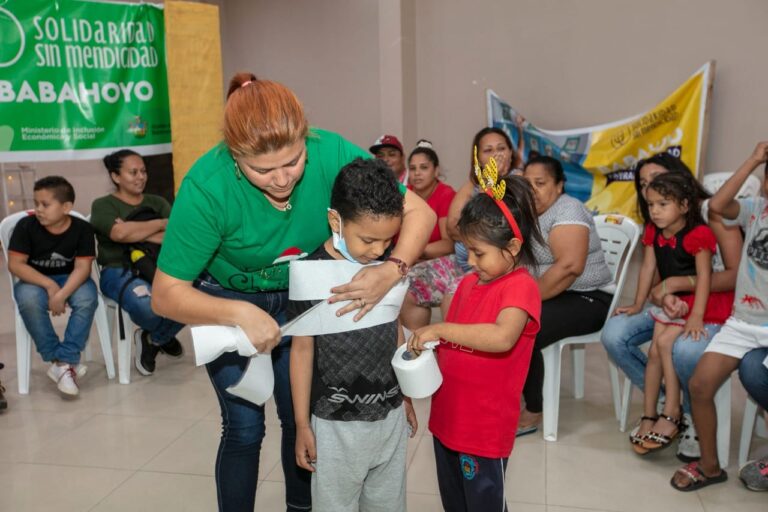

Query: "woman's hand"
<box><xmin>329</xmin><ymin>262</ymin><xmax>402</xmax><ymax>321</ymax></box>
<box><xmin>614</xmin><ymin>303</ymin><xmax>643</xmax><ymax>316</ymax></box>
<box><xmin>295</xmin><ymin>425</ymin><xmax>317</xmax><ymax>472</ymax></box>
<box><xmin>683</xmin><ymin>314</ymin><xmax>706</xmax><ymax>341</ymax></box>
<box><xmin>235</xmin><ymin>302</ymin><xmax>282</xmax><ymax>353</ymax></box>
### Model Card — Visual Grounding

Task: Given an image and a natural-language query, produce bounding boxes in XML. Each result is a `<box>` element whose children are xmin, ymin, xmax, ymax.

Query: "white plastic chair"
<box><xmin>91</xmin><ymin>261</ymin><xmax>135</xmax><ymax>385</ymax></box>
<box><xmin>702</xmin><ymin>171</ymin><xmax>762</xmax><ymax>197</ymax></box>
<box><xmin>85</xmin><ymin>214</ymin><xmax>135</xmax><ymax>385</ymax></box>
<box><xmin>541</xmin><ymin>214</ymin><xmax>641</xmax><ymax>441</ymax></box>
<box><xmin>739</xmin><ymin>396</ymin><xmax>768</xmax><ymax>467</ymax></box>
<box><xmin>1</xmin><ymin>210</ymin><xmax>115</xmax><ymax>394</ymax></box>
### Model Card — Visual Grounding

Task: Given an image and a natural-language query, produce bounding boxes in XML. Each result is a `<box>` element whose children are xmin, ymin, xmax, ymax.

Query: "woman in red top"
<box><xmin>400</xmin><ymin>141</ymin><xmax>458</xmax><ymax>329</ymax></box>
<box><xmin>407</xmin><ymin>140</ymin><xmax>456</xmax><ymax>252</ymax></box>
<box><xmin>409</xmin><ymin>175</ymin><xmax>542</xmax><ymax>512</ymax></box>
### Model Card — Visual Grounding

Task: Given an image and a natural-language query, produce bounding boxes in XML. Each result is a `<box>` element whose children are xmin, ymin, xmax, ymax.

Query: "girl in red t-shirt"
<box><xmin>408</xmin><ymin>172</ymin><xmax>542</xmax><ymax>512</ymax></box>
<box><xmin>616</xmin><ymin>172</ymin><xmax>733</xmax><ymax>455</ymax></box>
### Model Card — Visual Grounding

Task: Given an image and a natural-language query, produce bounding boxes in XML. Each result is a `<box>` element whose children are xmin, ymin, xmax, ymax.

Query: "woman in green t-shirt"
<box><xmin>152</xmin><ymin>73</ymin><xmax>435</xmax><ymax>511</ymax></box>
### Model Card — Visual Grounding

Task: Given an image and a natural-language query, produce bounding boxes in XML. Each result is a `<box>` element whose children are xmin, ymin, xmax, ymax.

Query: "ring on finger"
<box><xmin>359</xmin><ymin>298</ymin><xmax>366</xmax><ymax>307</ymax></box>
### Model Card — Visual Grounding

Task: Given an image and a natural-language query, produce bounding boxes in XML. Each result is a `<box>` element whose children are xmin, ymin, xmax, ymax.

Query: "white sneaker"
<box><xmin>74</xmin><ymin>364</ymin><xmax>87</xmax><ymax>379</ymax></box>
<box><xmin>47</xmin><ymin>363</ymin><xmax>66</xmax><ymax>383</ymax></box>
<box><xmin>677</xmin><ymin>412</ymin><xmax>700</xmax><ymax>462</ymax></box>
<box><xmin>47</xmin><ymin>364</ymin><xmax>79</xmax><ymax>396</ymax></box>
<box><xmin>48</xmin><ymin>363</ymin><xmax>86</xmax><ymax>380</ymax></box>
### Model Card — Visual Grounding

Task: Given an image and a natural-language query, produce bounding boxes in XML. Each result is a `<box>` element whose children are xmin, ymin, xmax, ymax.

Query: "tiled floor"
<box><xmin>0</xmin><ymin>262</ymin><xmax>765</xmax><ymax>511</ymax></box>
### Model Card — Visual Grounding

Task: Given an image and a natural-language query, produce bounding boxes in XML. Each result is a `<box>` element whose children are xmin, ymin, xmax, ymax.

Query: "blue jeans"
<box><xmin>601</xmin><ymin>303</ymin><xmax>721</xmax><ymax>414</ymax></box>
<box><xmin>196</xmin><ymin>275</ymin><xmax>311</xmax><ymax>512</ymax></box>
<box><xmin>99</xmin><ymin>267</ymin><xmax>183</xmax><ymax>346</ymax></box>
<box><xmin>14</xmin><ymin>275</ymin><xmax>97</xmax><ymax>365</ymax></box>
<box><xmin>739</xmin><ymin>348</ymin><xmax>768</xmax><ymax>410</ymax></box>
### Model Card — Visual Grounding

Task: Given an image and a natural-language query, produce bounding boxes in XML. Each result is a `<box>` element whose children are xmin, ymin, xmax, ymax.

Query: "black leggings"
<box><xmin>522</xmin><ymin>290</ymin><xmax>612</xmax><ymax>413</ymax></box>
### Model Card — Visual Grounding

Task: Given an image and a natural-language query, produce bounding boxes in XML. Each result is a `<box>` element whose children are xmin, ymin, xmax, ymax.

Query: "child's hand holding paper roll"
<box><xmin>407</xmin><ymin>324</ymin><xmax>442</xmax><ymax>355</ymax></box>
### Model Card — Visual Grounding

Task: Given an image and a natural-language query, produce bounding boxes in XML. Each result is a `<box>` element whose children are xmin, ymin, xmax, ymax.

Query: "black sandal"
<box><xmin>630</xmin><ymin>415</ymin><xmax>658</xmax><ymax>454</ymax></box>
<box><xmin>643</xmin><ymin>413</ymin><xmax>687</xmax><ymax>452</ymax></box>
<box><xmin>670</xmin><ymin>462</ymin><xmax>727</xmax><ymax>491</ymax></box>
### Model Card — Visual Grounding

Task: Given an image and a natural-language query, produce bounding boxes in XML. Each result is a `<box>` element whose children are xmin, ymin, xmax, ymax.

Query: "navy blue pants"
<box><xmin>196</xmin><ymin>274</ymin><xmax>311</xmax><ymax>512</ymax></box>
<box><xmin>433</xmin><ymin>437</ymin><xmax>509</xmax><ymax>512</ymax></box>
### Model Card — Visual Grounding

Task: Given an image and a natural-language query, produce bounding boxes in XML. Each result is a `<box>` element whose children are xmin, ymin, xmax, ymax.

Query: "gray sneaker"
<box><xmin>739</xmin><ymin>456</ymin><xmax>768</xmax><ymax>492</ymax></box>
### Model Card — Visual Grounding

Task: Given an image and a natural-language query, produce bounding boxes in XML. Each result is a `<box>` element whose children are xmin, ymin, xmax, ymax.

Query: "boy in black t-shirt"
<box><xmin>8</xmin><ymin>176</ymin><xmax>98</xmax><ymax>397</ymax></box>
<box><xmin>289</xmin><ymin>158</ymin><xmax>418</xmax><ymax>511</ymax></box>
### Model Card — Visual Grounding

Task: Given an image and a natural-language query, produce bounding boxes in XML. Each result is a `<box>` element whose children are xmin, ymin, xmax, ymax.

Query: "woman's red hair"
<box><xmin>224</xmin><ymin>72</ymin><xmax>309</xmax><ymax>157</ymax></box>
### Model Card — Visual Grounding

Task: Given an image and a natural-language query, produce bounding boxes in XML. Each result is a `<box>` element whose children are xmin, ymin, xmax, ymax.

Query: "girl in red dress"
<box><xmin>408</xmin><ymin>170</ymin><xmax>543</xmax><ymax>512</ymax></box>
<box><xmin>616</xmin><ymin>172</ymin><xmax>733</xmax><ymax>454</ymax></box>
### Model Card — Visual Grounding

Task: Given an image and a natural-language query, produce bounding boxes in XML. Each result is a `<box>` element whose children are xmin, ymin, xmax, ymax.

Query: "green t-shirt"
<box><xmin>90</xmin><ymin>194</ymin><xmax>171</xmax><ymax>268</ymax></box>
<box><xmin>158</xmin><ymin>128</ymin><xmax>371</xmax><ymax>292</ymax></box>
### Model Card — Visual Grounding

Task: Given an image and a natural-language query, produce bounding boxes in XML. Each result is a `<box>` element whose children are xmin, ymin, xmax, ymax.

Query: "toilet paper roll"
<box><xmin>391</xmin><ymin>342</ymin><xmax>442</xmax><ymax>399</ymax></box>
<box><xmin>227</xmin><ymin>353</ymin><xmax>275</xmax><ymax>405</ymax></box>
<box><xmin>190</xmin><ymin>324</ymin><xmax>273</xmax><ymax>406</ymax></box>
<box><xmin>191</xmin><ymin>325</ymin><xmax>258</xmax><ymax>367</ymax></box>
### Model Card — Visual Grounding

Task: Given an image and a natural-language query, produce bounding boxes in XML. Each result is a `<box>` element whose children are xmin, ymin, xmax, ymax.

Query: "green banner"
<box><xmin>0</xmin><ymin>0</ymin><xmax>170</xmax><ymax>162</ymax></box>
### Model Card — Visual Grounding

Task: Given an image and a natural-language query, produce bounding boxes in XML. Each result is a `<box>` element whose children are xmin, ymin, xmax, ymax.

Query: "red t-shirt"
<box><xmin>428</xmin><ymin>267</ymin><xmax>541</xmax><ymax>458</ymax></box>
<box><xmin>408</xmin><ymin>181</ymin><xmax>456</xmax><ymax>243</ymax></box>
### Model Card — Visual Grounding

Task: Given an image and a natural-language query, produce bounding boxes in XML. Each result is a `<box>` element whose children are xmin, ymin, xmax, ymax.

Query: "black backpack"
<box><xmin>121</xmin><ymin>206</ymin><xmax>162</xmax><ymax>283</ymax></box>
<box><xmin>117</xmin><ymin>206</ymin><xmax>163</xmax><ymax>339</ymax></box>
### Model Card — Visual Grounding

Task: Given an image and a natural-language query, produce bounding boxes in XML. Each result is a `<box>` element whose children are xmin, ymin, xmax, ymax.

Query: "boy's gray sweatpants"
<box><xmin>311</xmin><ymin>405</ymin><xmax>408</xmax><ymax>512</ymax></box>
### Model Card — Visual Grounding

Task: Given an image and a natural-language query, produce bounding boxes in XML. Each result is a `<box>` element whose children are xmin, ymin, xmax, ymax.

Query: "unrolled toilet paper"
<box><xmin>226</xmin><ymin>353</ymin><xmax>274</xmax><ymax>405</ymax></box>
<box><xmin>280</xmin><ymin>260</ymin><xmax>408</xmax><ymax>337</ymax></box>
<box><xmin>190</xmin><ymin>259</ymin><xmax>409</xmax><ymax>406</ymax></box>
<box><xmin>190</xmin><ymin>324</ymin><xmax>274</xmax><ymax>405</ymax></box>
<box><xmin>391</xmin><ymin>341</ymin><xmax>442</xmax><ymax>399</ymax></box>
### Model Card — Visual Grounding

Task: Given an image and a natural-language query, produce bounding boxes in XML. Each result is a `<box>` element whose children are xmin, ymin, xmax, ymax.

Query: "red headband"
<box><xmin>473</xmin><ymin>147</ymin><xmax>524</xmax><ymax>243</ymax></box>
<box><xmin>483</xmin><ymin>189</ymin><xmax>523</xmax><ymax>243</ymax></box>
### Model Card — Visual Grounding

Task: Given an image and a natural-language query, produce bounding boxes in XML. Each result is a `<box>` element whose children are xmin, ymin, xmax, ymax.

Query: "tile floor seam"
<box><xmin>138</xmin><ymin>414</ymin><xmax>206</xmax><ymax>471</ymax></box>
<box><xmin>406</xmin><ymin>432</ymin><xmax>426</xmax><ymax>471</ymax></box>
<box><xmin>695</xmin><ymin>488</ymin><xmax>708</xmax><ymax>512</ymax></box>
<box><xmin>85</xmin><ymin>468</ymin><xmax>139</xmax><ymax>512</ymax></box>
<box><xmin>131</xmin><ymin>467</ymin><xmax>217</xmax><ymax>478</ymax></box>
<box><xmin>258</xmin><ymin>457</ymin><xmax>282</xmax><ymax>484</ymax></box>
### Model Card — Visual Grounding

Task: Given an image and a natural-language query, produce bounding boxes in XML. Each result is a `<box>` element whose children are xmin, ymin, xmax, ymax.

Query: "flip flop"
<box><xmin>516</xmin><ymin>424</ymin><xmax>538</xmax><ymax>437</ymax></box>
<box><xmin>670</xmin><ymin>462</ymin><xmax>727</xmax><ymax>492</ymax></box>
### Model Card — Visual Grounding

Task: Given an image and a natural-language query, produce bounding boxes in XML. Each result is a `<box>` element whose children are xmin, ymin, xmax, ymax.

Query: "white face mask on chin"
<box><xmin>328</xmin><ymin>208</ymin><xmax>359</xmax><ymax>263</ymax></box>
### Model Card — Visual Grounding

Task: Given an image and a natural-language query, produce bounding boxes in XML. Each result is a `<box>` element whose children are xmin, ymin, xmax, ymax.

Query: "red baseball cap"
<box><xmin>369</xmin><ymin>134</ymin><xmax>404</xmax><ymax>155</ymax></box>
